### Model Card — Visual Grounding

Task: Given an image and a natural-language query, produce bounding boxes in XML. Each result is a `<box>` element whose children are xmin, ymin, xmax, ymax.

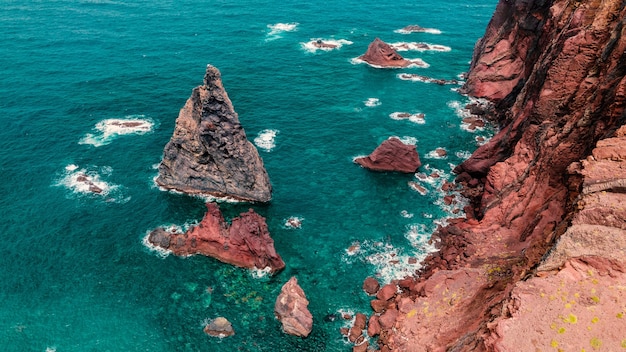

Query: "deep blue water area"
<box><xmin>1</xmin><ymin>1</ymin><xmax>496</xmax><ymax>350</ymax></box>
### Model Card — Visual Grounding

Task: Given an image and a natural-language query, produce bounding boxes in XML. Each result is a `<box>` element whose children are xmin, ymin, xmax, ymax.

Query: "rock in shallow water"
<box><xmin>156</xmin><ymin>64</ymin><xmax>272</xmax><ymax>202</ymax></box>
<box><xmin>148</xmin><ymin>202</ymin><xmax>285</xmax><ymax>273</ymax></box>
<box><xmin>274</xmin><ymin>276</ymin><xmax>313</xmax><ymax>337</ymax></box>
<box><xmin>203</xmin><ymin>317</ymin><xmax>234</xmax><ymax>337</ymax></box>
<box><xmin>355</xmin><ymin>137</ymin><xmax>421</xmax><ymax>173</ymax></box>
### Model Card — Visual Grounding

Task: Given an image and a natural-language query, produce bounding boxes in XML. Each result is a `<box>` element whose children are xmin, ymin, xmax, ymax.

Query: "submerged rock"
<box><xmin>148</xmin><ymin>202</ymin><xmax>285</xmax><ymax>273</ymax></box>
<box><xmin>203</xmin><ymin>317</ymin><xmax>234</xmax><ymax>337</ymax></box>
<box><xmin>355</xmin><ymin>137</ymin><xmax>421</xmax><ymax>173</ymax></box>
<box><xmin>156</xmin><ymin>64</ymin><xmax>272</xmax><ymax>202</ymax></box>
<box><xmin>274</xmin><ymin>276</ymin><xmax>313</xmax><ymax>337</ymax></box>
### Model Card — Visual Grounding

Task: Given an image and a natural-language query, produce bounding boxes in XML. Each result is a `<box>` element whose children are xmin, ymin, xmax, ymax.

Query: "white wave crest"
<box><xmin>79</xmin><ymin>115</ymin><xmax>155</xmax><ymax>147</ymax></box>
<box><xmin>266</xmin><ymin>22</ymin><xmax>298</xmax><ymax>40</ymax></box>
<box><xmin>394</xmin><ymin>136</ymin><xmax>417</xmax><ymax>145</ymax></box>
<box><xmin>254</xmin><ymin>129</ymin><xmax>278</xmax><ymax>152</ymax></box>
<box><xmin>302</xmin><ymin>39</ymin><xmax>353</xmax><ymax>52</ymax></box>
<box><xmin>364</xmin><ymin>98</ymin><xmax>380</xmax><ymax>107</ymax></box>
<box><xmin>249</xmin><ymin>266</ymin><xmax>272</xmax><ymax>279</ymax></box>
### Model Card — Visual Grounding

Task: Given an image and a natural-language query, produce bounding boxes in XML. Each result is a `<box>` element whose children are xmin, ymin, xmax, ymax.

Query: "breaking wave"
<box><xmin>254</xmin><ymin>129</ymin><xmax>278</xmax><ymax>152</ymax></box>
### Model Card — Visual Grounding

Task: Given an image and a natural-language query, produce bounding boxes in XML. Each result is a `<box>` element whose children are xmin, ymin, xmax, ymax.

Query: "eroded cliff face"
<box><xmin>362</xmin><ymin>1</ymin><xmax>626</xmax><ymax>351</ymax></box>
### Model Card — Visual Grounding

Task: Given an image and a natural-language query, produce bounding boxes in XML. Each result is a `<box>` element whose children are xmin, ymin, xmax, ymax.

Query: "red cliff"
<box><xmin>358</xmin><ymin>0</ymin><xmax>626</xmax><ymax>351</ymax></box>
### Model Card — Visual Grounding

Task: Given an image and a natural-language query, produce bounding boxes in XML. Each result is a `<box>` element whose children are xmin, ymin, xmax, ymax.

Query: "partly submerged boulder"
<box><xmin>203</xmin><ymin>317</ymin><xmax>235</xmax><ymax>337</ymax></box>
<box><xmin>148</xmin><ymin>202</ymin><xmax>285</xmax><ymax>273</ymax></box>
<box><xmin>274</xmin><ymin>276</ymin><xmax>313</xmax><ymax>337</ymax></box>
<box><xmin>156</xmin><ymin>64</ymin><xmax>272</xmax><ymax>202</ymax></box>
<box><xmin>355</xmin><ymin>137</ymin><xmax>421</xmax><ymax>173</ymax></box>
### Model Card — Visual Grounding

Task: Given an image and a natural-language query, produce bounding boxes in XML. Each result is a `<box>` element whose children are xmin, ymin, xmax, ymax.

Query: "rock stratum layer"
<box><xmin>148</xmin><ymin>203</ymin><xmax>285</xmax><ymax>273</ymax></box>
<box><xmin>156</xmin><ymin>65</ymin><xmax>272</xmax><ymax>202</ymax></box>
<box><xmin>362</xmin><ymin>1</ymin><xmax>626</xmax><ymax>351</ymax></box>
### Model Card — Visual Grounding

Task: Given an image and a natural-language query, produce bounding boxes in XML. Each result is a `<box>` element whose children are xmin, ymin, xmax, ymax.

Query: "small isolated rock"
<box><xmin>355</xmin><ymin>137</ymin><xmax>421</xmax><ymax>173</ymax></box>
<box><xmin>362</xmin><ymin>277</ymin><xmax>381</xmax><ymax>295</ymax></box>
<box><xmin>203</xmin><ymin>317</ymin><xmax>235</xmax><ymax>337</ymax></box>
<box><xmin>275</xmin><ymin>276</ymin><xmax>313</xmax><ymax>337</ymax></box>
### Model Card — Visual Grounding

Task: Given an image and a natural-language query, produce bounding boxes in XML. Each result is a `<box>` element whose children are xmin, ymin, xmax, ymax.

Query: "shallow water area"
<box><xmin>0</xmin><ymin>1</ymin><xmax>497</xmax><ymax>351</ymax></box>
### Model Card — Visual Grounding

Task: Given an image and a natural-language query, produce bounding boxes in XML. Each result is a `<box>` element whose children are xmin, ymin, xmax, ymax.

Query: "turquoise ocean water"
<box><xmin>1</xmin><ymin>1</ymin><xmax>496</xmax><ymax>351</ymax></box>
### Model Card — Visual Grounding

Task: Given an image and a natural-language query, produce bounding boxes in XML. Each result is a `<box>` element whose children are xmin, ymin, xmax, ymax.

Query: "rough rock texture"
<box><xmin>148</xmin><ymin>202</ymin><xmax>284</xmax><ymax>273</ymax></box>
<box><xmin>274</xmin><ymin>276</ymin><xmax>313</xmax><ymax>337</ymax></box>
<box><xmin>203</xmin><ymin>317</ymin><xmax>235</xmax><ymax>337</ymax></box>
<box><xmin>487</xmin><ymin>128</ymin><xmax>626</xmax><ymax>351</ymax></box>
<box><xmin>355</xmin><ymin>137</ymin><xmax>421</xmax><ymax>173</ymax></box>
<box><xmin>156</xmin><ymin>65</ymin><xmax>272</xmax><ymax>202</ymax></box>
<box><xmin>363</xmin><ymin>1</ymin><xmax>626</xmax><ymax>351</ymax></box>
<box><xmin>358</xmin><ymin>38</ymin><xmax>424</xmax><ymax>68</ymax></box>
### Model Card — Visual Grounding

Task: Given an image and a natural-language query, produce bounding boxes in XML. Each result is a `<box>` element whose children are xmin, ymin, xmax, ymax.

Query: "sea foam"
<box><xmin>364</xmin><ymin>98</ymin><xmax>381</xmax><ymax>107</ymax></box>
<box><xmin>254</xmin><ymin>129</ymin><xmax>278</xmax><ymax>152</ymax></box>
<box><xmin>79</xmin><ymin>115</ymin><xmax>155</xmax><ymax>147</ymax></box>
<box><xmin>266</xmin><ymin>22</ymin><xmax>298</xmax><ymax>40</ymax></box>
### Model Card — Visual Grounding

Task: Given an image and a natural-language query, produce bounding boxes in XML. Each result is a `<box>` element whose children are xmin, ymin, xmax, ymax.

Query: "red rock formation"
<box><xmin>355</xmin><ymin>137</ymin><xmax>421</xmax><ymax>173</ymax></box>
<box><xmin>360</xmin><ymin>0</ymin><xmax>626</xmax><ymax>351</ymax></box>
<box><xmin>358</xmin><ymin>38</ymin><xmax>425</xmax><ymax>68</ymax></box>
<box><xmin>148</xmin><ymin>202</ymin><xmax>284</xmax><ymax>273</ymax></box>
<box><xmin>486</xmin><ymin>126</ymin><xmax>626</xmax><ymax>351</ymax></box>
<box><xmin>274</xmin><ymin>276</ymin><xmax>313</xmax><ymax>337</ymax></box>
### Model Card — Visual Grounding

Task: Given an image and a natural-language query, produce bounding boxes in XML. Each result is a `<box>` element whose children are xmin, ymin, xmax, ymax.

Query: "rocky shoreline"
<box><xmin>349</xmin><ymin>0</ymin><xmax>626</xmax><ymax>350</ymax></box>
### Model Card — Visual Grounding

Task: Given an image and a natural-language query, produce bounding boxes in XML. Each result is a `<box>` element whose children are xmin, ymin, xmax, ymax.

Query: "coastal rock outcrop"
<box><xmin>156</xmin><ymin>64</ymin><xmax>272</xmax><ymax>202</ymax></box>
<box><xmin>274</xmin><ymin>276</ymin><xmax>313</xmax><ymax>337</ymax></box>
<box><xmin>357</xmin><ymin>38</ymin><xmax>426</xmax><ymax>68</ymax></box>
<box><xmin>355</xmin><ymin>137</ymin><xmax>421</xmax><ymax>173</ymax></box>
<box><xmin>148</xmin><ymin>202</ymin><xmax>285</xmax><ymax>273</ymax></box>
<box><xmin>364</xmin><ymin>0</ymin><xmax>626</xmax><ymax>351</ymax></box>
